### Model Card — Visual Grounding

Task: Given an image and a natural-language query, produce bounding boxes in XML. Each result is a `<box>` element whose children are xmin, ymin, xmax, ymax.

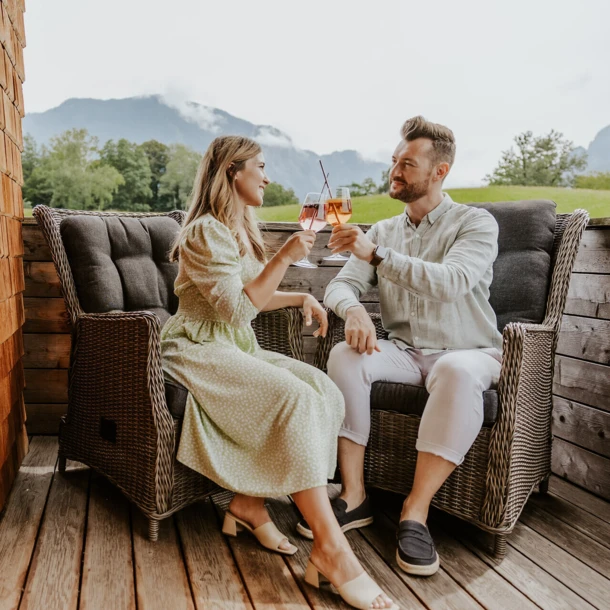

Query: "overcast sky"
<box><xmin>23</xmin><ymin>0</ymin><xmax>610</xmax><ymax>187</ymax></box>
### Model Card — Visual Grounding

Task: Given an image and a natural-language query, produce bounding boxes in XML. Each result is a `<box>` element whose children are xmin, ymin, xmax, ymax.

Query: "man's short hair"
<box><xmin>401</xmin><ymin>116</ymin><xmax>456</xmax><ymax>167</ymax></box>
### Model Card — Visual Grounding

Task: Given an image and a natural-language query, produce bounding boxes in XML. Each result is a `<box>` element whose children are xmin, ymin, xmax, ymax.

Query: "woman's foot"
<box><xmin>228</xmin><ymin>494</ymin><xmax>294</xmax><ymax>553</ymax></box>
<box><xmin>309</xmin><ymin>539</ymin><xmax>394</xmax><ymax>609</ymax></box>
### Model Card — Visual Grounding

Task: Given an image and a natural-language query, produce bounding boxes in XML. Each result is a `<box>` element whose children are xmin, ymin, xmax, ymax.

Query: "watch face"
<box><xmin>376</xmin><ymin>246</ymin><xmax>388</xmax><ymax>259</ymax></box>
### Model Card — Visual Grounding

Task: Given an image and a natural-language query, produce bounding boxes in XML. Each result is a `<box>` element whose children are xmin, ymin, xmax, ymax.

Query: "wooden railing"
<box><xmin>20</xmin><ymin>217</ymin><xmax>610</xmax><ymax>499</ymax></box>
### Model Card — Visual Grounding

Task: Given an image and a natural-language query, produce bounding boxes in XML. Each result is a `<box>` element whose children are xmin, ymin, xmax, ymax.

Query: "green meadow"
<box><xmin>258</xmin><ymin>186</ymin><xmax>610</xmax><ymax>223</ymax></box>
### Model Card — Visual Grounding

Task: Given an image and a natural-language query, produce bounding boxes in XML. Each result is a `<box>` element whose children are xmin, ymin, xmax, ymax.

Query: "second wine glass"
<box><xmin>293</xmin><ymin>192</ymin><xmax>327</xmax><ymax>268</ymax></box>
<box><xmin>323</xmin><ymin>187</ymin><xmax>352</xmax><ymax>261</ymax></box>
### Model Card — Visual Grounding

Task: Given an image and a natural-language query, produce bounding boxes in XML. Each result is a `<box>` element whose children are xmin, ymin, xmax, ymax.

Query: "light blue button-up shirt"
<box><xmin>324</xmin><ymin>193</ymin><xmax>503</xmax><ymax>353</ymax></box>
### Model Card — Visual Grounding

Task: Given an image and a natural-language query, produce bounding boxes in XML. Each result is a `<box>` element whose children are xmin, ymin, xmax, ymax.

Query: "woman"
<box><xmin>161</xmin><ymin>136</ymin><xmax>397</xmax><ymax>610</ymax></box>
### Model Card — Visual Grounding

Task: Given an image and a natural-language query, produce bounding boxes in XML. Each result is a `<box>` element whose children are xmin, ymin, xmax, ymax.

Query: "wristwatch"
<box><xmin>370</xmin><ymin>245</ymin><xmax>388</xmax><ymax>267</ymax></box>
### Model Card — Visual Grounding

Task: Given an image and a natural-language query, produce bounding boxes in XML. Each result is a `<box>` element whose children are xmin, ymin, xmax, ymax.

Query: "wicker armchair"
<box><xmin>314</xmin><ymin>204</ymin><xmax>589</xmax><ymax>557</ymax></box>
<box><xmin>33</xmin><ymin>205</ymin><xmax>305</xmax><ymax>541</ymax></box>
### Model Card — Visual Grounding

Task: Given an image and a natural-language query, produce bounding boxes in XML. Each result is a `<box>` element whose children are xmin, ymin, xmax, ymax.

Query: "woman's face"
<box><xmin>234</xmin><ymin>152</ymin><xmax>270</xmax><ymax>208</ymax></box>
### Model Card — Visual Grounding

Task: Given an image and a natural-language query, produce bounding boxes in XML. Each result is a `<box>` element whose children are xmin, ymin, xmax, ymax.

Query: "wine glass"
<box><xmin>323</xmin><ymin>187</ymin><xmax>352</xmax><ymax>261</ymax></box>
<box><xmin>293</xmin><ymin>192</ymin><xmax>327</xmax><ymax>268</ymax></box>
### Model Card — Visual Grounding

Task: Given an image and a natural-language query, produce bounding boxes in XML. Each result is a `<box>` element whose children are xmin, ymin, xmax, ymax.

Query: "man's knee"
<box><xmin>327</xmin><ymin>341</ymin><xmax>364</xmax><ymax>384</ymax></box>
<box><xmin>427</xmin><ymin>353</ymin><xmax>483</xmax><ymax>393</ymax></box>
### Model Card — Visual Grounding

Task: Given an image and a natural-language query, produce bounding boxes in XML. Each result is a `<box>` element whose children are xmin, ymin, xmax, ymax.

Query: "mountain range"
<box><xmin>22</xmin><ymin>96</ymin><xmax>387</xmax><ymax>199</ymax></box>
<box><xmin>22</xmin><ymin>96</ymin><xmax>610</xmax><ymax>194</ymax></box>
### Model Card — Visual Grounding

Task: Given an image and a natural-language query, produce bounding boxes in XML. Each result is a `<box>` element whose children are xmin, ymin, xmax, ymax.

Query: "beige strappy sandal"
<box><xmin>305</xmin><ymin>560</ymin><xmax>399</xmax><ymax>610</ymax></box>
<box><xmin>222</xmin><ymin>511</ymin><xmax>298</xmax><ymax>556</ymax></box>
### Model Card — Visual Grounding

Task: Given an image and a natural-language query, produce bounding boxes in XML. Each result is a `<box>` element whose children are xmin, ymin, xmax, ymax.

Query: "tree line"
<box><xmin>351</xmin><ymin>130</ymin><xmax>610</xmax><ymax>194</ymax></box>
<box><xmin>22</xmin><ymin>128</ymin><xmax>610</xmax><ymax>213</ymax></box>
<box><xmin>23</xmin><ymin>129</ymin><xmax>300</xmax><ymax>211</ymax></box>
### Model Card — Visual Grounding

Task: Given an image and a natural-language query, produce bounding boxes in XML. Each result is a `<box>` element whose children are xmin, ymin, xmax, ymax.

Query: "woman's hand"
<box><xmin>303</xmin><ymin>294</ymin><xmax>328</xmax><ymax>338</ymax></box>
<box><xmin>277</xmin><ymin>230</ymin><xmax>316</xmax><ymax>265</ymax></box>
<box><xmin>327</xmin><ymin>224</ymin><xmax>376</xmax><ymax>261</ymax></box>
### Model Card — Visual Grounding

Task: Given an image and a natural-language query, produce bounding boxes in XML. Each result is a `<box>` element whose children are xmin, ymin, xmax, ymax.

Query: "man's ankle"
<box><xmin>400</xmin><ymin>497</ymin><xmax>429</xmax><ymax>525</ymax></box>
<box><xmin>339</xmin><ymin>487</ymin><xmax>367</xmax><ymax>511</ymax></box>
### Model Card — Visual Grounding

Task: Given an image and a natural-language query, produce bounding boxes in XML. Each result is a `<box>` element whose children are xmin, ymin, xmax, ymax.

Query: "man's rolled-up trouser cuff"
<box><xmin>416</xmin><ymin>439</ymin><xmax>464</xmax><ymax>466</ymax></box>
<box><xmin>338</xmin><ymin>426</ymin><xmax>369</xmax><ymax>447</ymax></box>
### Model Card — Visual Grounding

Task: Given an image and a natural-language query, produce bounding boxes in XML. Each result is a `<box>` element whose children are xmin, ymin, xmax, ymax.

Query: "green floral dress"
<box><xmin>160</xmin><ymin>214</ymin><xmax>345</xmax><ymax>497</ymax></box>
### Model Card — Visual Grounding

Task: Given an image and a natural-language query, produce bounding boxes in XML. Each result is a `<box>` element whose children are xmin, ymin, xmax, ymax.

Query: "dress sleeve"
<box><xmin>179</xmin><ymin>218</ymin><xmax>260</xmax><ymax>327</ymax></box>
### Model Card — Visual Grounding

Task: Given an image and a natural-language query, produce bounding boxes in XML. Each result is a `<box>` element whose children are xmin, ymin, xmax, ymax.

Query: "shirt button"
<box><xmin>414</xmin><ymin>336</ymin><xmax>419</xmax><ymax>341</ymax></box>
<box><xmin>411</xmin><ymin>311</ymin><xmax>415</xmax><ymax>316</ymax></box>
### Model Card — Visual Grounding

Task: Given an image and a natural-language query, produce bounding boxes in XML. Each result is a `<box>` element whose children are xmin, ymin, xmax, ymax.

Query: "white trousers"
<box><xmin>327</xmin><ymin>340</ymin><xmax>502</xmax><ymax>466</ymax></box>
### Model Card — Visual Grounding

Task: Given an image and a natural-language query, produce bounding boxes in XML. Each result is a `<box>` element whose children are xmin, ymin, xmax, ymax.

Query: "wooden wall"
<box><xmin>0</xmin><ymin>0</ymin><xmax>27</xmax><ymax>511</ymax></box>
<box><xmin>20</xmin><ymin>218</ymin><xmax>610</xmax><ymax>500</ymax></box>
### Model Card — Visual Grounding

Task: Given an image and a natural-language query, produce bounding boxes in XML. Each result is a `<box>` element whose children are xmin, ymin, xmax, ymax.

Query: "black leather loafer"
<box><xmin>296</xmin><ymin>496</ymin><xmax>374</xmax><ymax>539</ymax></box>
<box><xmin>396</xmin><ymin>519</ymin><xmax>440</xmax><ymax>576</ymax></box>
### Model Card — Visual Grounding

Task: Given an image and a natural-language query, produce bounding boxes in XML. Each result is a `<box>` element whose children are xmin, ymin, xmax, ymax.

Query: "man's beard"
<box><xmin>389</xmin><ymin>176</ymin><xmax>431</xmax><ymax>204</ymax></box>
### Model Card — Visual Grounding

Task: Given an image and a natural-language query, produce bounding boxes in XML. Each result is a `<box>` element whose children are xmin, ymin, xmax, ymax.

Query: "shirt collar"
<box><xmin>426</xmin><ymin>193</ymin><xmax>453</xmax><ymax>225</ymax></box>
<box><xmin>404</xmin><ymin>192</ymin><xmax>453</xmax><ymax>227</ymax></box>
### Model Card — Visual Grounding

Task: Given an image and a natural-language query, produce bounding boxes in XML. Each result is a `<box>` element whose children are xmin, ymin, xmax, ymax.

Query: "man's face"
<box><xmin>388</xmin><ymin>138</ymin><xmax>436</xmax><ymax>203</ymax></box>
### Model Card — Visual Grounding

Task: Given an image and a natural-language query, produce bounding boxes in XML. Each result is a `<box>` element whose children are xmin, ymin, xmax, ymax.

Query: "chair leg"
<box><xmin>539</xmin><ymin>478</ymin><xmax>550</xmax><ymax>494</ymax></box>
<box><xmin>494</xmin><ymin>534</ymin><xmax>507</xmax><ymax>559</ymax></box>
<box><xmin>148</xmin><ymin>518</ymin><xmax>160</xmax><ymax>542</ymax></box>
<box><xmin>58</xmin><ymin>456</ymin><xmax>67</xmax><ymax>473</ymax></box>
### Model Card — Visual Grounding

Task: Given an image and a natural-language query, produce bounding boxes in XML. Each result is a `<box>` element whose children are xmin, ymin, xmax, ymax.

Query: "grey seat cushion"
<box><xmin>165</xmin><ymin>379</ymin><xmax>189</xmax><ymax>419</ymax></box>
<box><xmin>371</xmin><ymin>381</ymin><xmax>498</xmax><ymax>426</ymax></box>
<box><xmin>470</xmin><ymin>200</ymin><xmax>556</xmax><ymax>330</ymax></box>
<box><xmin>60</xmin><ymin>215</ymin><xmax>181</xmax><ymax>321</ymax></box>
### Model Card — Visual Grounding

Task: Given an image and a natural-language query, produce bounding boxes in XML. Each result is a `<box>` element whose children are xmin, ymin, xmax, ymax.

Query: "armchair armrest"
<box><xmin>482</xmin><ymin>321</ymin><xmax>556</xmax><ymax>528</ymax></box>
<box><xmin>252</xmin><ymin>306</ymin><xmax>306</xmax><ymax>361</ymax></box>
<box><xmin>313</xmin><ymin>308</ymin><xmax>387</xmax><ymax>370</ymax></box>
<box><xmin>66</xmin><ymin>310</ymin><xmax>175</xmax><ymax>515</ymax></box>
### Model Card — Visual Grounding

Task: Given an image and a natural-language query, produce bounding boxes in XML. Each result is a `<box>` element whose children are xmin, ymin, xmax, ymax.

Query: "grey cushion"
<box><xmin>165</xmin><ymin>379</ymin><xmax>189</xmax><ymax>419</ymax></box>
<box><xmin>371</xmin><ymin>381</ymin><xmax>498</xmax><ymax>426</ymax></box>
<box><xmin>61</xmin><ymin>215</ymin><xmax>181</xmax><ymax>320</ymax></box>
<box><xmin>469</xmin><ymin>200</ymin><xmax>556</xmax><ymax>330</ymax></box>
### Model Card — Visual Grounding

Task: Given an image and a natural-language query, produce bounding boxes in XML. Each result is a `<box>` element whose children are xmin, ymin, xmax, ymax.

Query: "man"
<box><xmin>297</xmin><ymin>116</ymin><xmax>502</xmax><ymax>576</ymax></box>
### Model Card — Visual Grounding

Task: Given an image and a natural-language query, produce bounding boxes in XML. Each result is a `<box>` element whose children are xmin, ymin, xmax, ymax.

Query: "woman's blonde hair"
<box><xmin>169</xmin><ymin>135</ymin><xmax>266</xmax><ymax>262</ymax></box>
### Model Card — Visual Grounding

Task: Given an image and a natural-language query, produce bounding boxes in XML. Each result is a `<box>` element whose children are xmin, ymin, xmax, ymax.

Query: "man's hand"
<box><xmin>327</xmin><ymin>224</ymin><xmax>376</xmax><ymax>261</ymax></box>
<box><xmin>345</xmin><ymin>305</ymin><xmax>381</xmax><ymax>355</ymax></box>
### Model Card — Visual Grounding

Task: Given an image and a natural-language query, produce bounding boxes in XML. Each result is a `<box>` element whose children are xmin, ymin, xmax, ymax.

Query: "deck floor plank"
<box><xmin>520</xmin><ymin>500</ymin><xmax>610</xmax><ymax>576</ymax></box>
<box><xmin>132</xmin><ymin>509</ymin><xmax>195</xmax><ymax>610</ymax></box>
<box><xmin>451</xmin><ymin>521</ymin><xmax>597</xmax><ymax>610</ymax></box>
<box><xmin>362</xmin><ymin>511</ymin><xmax>483</xmax><ymax>610</ymax></box>
<box><xmin>19</xmin><ymin>460</ymin><xmax>89</xmax><ymax>610</ymax></box>
<box><xmin>0</xmin><ymin>437</ymin><xmax>58</xmax><ymax>610</ymax></box>
<box><xmin>211</xmin><ymin>492</ymin><xmax>312</xmax><ymax>610</ymax></box>
<box><xmin>2</xmin><ymin>444</ymin><xmax>610</xmax><ymax>610</ymax></box>
<box><xmin>176</xmin><ymin>500</ymin><xmax>253</xmax><ymax>610</ymax></box>
<box><xmin>267</xmin><ymin>494</ymin><xmax>427</xmax><ymax>610</ymax></box>
<box><xmin>379</xmin><ymin>502</ymin><xmax>539</xmax><ymax>610</ymax></box>
<box><xmin>529</xmin><ymin>490</ymin><xmax>610</xmax><ymax>549</ymax></box>
<box><xmin>508</xmin><ymin>521</ymin><xmax>610</xmax><ymax>609</ymax></box>
<box><xmin>427</xmin><ymin>523</ymin><xmax>539</xmax><ymax>610</ymax></box>
<box><xmin>549</xmin><ymin>475</ymin><xmax>610</xmax><ymax>523</ymax></box>
<box><xmin>79</xmin><ymin>473</ymin><xmax>136</xmax><ymax>610</ymax></box>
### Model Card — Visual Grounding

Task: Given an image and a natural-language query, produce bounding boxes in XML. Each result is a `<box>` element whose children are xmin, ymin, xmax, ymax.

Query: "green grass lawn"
<box><xmin>23</xmin><ymin>185</ymin><xmax>610</xmax><ymax>223</ymax></box>
<box><xmin>258</xmin><ymin>186</ymin><xmax>610</xmax><ymax>223</ymax></box>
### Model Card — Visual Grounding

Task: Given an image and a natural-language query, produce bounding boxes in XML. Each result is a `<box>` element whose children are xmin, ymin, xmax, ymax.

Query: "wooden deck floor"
<box><xmin>0</xmin><ymin>437</ymin><xmax>609</xmax><ymax>610</ymax></box>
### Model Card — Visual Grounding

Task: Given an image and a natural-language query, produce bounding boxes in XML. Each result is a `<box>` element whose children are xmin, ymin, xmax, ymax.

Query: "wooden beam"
<box><xmin>557</xmin><ymin>315</ymin><xmax>610</xmax><ymax>365</ymax></box>
<box><xmin>553</xmin><ymin>355</ymin><xmax>610</xmax><ymax>412</ymax></box>
<box><xmin>552</xmin><ymin>438</ymin><xmax>610</xmax><ymax>500</ymax></box>
<box><xmin>573</xmin><ymin>228</ymin><xmax>610</xmax><ymax>274</ymax></box>
<box><xmin>552</xmin><ymin>396</ymin><xmax>610</xmax><ymax>458</ymax></box>
<box><xmin>564</xmin><ymin>274</ymin><xmax>610</xmax><ymax>320</ymax></box>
